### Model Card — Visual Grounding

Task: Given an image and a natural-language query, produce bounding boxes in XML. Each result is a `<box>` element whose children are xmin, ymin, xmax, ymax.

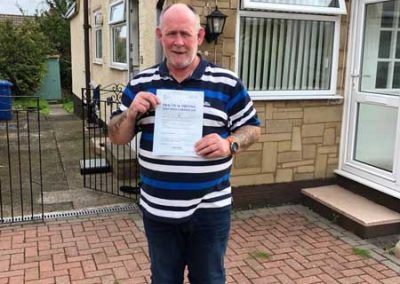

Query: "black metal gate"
<box><xmin>0</xmin><ymin>96</ymin><xmax>44</xmax><ymax>223</ymax></box>
<box><xmin>81</xmin><ymin>86</ymin><xmax>140</xmax><ymax>200</ymax></box>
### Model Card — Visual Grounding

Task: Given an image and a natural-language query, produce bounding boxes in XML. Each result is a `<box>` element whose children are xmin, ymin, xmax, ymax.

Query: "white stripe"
<box><xmin>119</xmin><ymin>104</ymin><xmax>128</xmax><ymax>111</ymax></box>
<box><xmin>230</xmin><ymin>101</ymin><xmax>254</xmax><ymax>122</ymax></box>
<box><xmin>204</xmin><ymin>107</ymin><xmax>228</xmax><ymax>120</ymax></box>
<box><xmin>138</xmin><ymin>157</ymin><xmax>232</xmax><ymax>173</ymax></box>
<box><xmin>138</xmin><ymin>116</ymin><xmax>154</xmax><ymax>125</ymax></box>
<box><xmin>130</xmin><ymin>74</ymin><xmax>171</xmax><ymax>86</ymax></box>
<box><xmin>231</xmin><ymin>109</ymin><xmax>257</xmax><ymax>130</ymax></box>
<box><xmin>204</xmin><ymin>119</ymin><xmax>224</xmax><ymax>127</ymax></box>
<box><xmin>138</xmin><ymin>67</ymin><xmax>158</xmax><ymax>75</ymax></box>
<box><xmin>205</xmin><ymin>66</ymin><xmax>237</xmax><ymax>78</ymax></box>
<box><xmin>140</xmin><ymin>197</ymin><xmax>232</xmax><ymax>219</ymax></box>
<box><xmin>139</xmin><ymin>149</ymin><xmax>227</xmax><ymax>162</ymax></box>
<box><xmin>200</xmin><ymin>75</ymin><xmax>237</xmax><ymax>87</ymax></box>
<box><xmin>141</xmin><ymin>187</ymin><xmax>231</xmax><ymax>207</ymax></box>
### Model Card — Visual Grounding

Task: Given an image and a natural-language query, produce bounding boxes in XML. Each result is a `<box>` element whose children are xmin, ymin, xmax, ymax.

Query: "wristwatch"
<box><xmin>226</xmin><ymin>136</ymin><xmax>239</xmax><ymax>155</ymax></box>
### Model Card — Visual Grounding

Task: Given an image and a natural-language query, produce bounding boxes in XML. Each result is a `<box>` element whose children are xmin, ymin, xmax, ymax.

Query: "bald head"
<box><xmin>155</xmin><ymin>3</ymin><xmax>205</xmax><ymax>78</ymax></box>
<box><xmin>159</xmin><ymin>3</ymin><xmax>201</xmax><ymax>31</ymax></box>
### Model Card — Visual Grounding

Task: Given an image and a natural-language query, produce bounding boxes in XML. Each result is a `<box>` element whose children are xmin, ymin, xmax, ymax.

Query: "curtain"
<box><xmin>238</xmin><ymin>16</ymin><xmax>334</xmax><ymax>92</ymax></box>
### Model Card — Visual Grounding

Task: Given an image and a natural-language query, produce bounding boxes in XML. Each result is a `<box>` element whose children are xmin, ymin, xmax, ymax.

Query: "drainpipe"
<box><xmin>155</xmin><ymin>0</ymin><xmax>165</xmax><ymax>63</ymax></box>
<box><xmin>83</xmin><ymin>0</ymin><xmax>92</xmax><ymax>122</ymax></box>
<box><xmin>156</xmin><ymin>0</ymin><xmax>164</xmax><ymax>10</ymax></box>
<box><xmin>155</xmin><ymin>0</ymin><xmax>164</xmax><ymax>63</ymax></box>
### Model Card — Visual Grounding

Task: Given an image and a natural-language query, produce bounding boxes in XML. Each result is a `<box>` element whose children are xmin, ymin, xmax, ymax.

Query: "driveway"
<box><xmin>0</xmin><ymin>205</ymin><xmax>399</xmax><ymax>283</ymax></box>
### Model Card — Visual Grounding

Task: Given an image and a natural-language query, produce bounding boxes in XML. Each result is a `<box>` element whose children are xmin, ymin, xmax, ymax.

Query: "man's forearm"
<box><xmin>108</xmin><ymin>112</ymin><xmax>136</xmax><ymax>144</ymax></box>
<box><xmin>231</xmin><ymin>125</ymin><xmax>261</xmax><ymax>152</ymax></box>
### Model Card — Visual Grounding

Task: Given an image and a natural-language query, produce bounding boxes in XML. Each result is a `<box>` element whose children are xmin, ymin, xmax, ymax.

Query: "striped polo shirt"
<box><xmin>118</xmin><ymin>57</ymin><xmax>260</xmax><ymax>223</ymax></box>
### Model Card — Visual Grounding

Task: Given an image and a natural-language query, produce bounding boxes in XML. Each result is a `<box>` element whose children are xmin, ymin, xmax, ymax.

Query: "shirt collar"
<box><xmin>158</xmin><ymin>55</ymin><xmax>208</xmax><ymax>81</ymax></box>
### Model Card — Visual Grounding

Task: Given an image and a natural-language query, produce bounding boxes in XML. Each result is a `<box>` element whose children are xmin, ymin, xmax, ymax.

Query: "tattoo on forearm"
<box><xmin>232</xmin><ymin>126</ymin><xmax>260</xmax><ymax>151</ymax></box>
<box><xmin>109</xmin><ymin>112</ymin><xmax>128</xmax><ymax>135</ymax></box>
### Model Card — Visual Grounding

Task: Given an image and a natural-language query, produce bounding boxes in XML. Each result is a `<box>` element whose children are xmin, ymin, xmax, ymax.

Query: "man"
<box><xmin>108</xmin><ymin>3</ymin><xmax>260</xmax><ymax>283</ymax></box>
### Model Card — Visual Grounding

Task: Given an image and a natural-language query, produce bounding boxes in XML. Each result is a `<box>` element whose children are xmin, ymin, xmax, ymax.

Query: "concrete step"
<box><xmin>302</xmin><ymin>185</ymin><xmax>400</xmax><ymax>238</ymax></box>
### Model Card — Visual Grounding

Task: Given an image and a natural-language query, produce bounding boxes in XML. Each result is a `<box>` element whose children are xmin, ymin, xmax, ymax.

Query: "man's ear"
<box><xmin>156</xmin><ymin>27</ymin><xmax>162</xmax><ymax>41</ymax></box>
<box><xmin>197</xmin><ymin>27</ymin><xmax>205</xmax><ymax>45</ymax></box>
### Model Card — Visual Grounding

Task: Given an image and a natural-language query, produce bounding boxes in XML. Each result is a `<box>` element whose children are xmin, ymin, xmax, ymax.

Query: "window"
<box><xmin>95</xmin><ymin>29</ymin><xmax>103</xmax><ymax>61</ymax></box>
<box><xmin>109</xmin><ymin>0</ymin><xmax>127</xmax><ymax>68</ymax></box>
<box><xmin>237</xmin><ymin>1</ymin><xmax>346</xmax><ymax>99</ymax></box>
<box><xmin>111</xmin><ymin>25</ymin><xmax>127</xmax><ymax>64</ymax></box>
<box><xmin>94</xmin><ymin>10</ymin><xmax>103</xmax><ymax>63</ymax></box>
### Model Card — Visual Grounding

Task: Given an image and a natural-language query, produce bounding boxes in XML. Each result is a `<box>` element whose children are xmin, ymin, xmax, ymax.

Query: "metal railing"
<box><xmin>81</xmin><ymin>86</ymin><xmax>140</xmax><ymax>201</ymax></box>
<box><xmin>0</xmin><ymin>96</ymin><xmax>44</xmax><ymax>223</ymax></box>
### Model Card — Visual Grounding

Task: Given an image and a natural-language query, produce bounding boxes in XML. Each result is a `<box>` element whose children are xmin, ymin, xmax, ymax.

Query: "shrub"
<box><xmin>0</xmin><ymin>19</ymin><xmax>49</xmax><ymax>96</ymax></box>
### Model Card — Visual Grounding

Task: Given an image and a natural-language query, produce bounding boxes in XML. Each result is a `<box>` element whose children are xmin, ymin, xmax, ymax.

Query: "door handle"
<box><xmin>351</xmin><ymin>74</ymin><xmax>371</xmax><ymax>78</ymax></box>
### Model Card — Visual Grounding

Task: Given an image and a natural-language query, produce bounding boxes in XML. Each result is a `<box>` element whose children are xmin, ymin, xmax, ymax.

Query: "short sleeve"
<box><xmin>226</xmin><ymin>81</ymin><xmax>260</xmax><ymax>132</ymax></box>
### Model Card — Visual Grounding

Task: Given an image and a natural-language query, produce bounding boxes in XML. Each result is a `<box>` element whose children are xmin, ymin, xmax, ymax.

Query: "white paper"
<box><xmin>153</xmin><ymin>89</ymin><xmax>204</xmax><ymax>156</ymax></box>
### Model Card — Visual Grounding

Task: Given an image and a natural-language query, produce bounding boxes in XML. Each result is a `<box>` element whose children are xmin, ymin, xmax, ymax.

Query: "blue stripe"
<box><xmin>204</xmin><ymin>90</ymin><xmax>229</xmax><ymax>102</ymax></box>
<box><xmin>123</xmin><ymin>86</ymin><xmax>135</xmax><ymax>100</ymax></box>
<box><xmin>226</xmin><ymin>89</ymin><xmax>246</xmax><ymax>112</ymax></box>
<box><xmin>146</xmin><ymin>88</ymin><xmax>158</xmax><ymax>95</ymax></box>
<box><xmin>141</xmin><ymin>173</ymin><xmax>230</xmax><ymax>190</ymax></box>
<box><xmin>141</xmin><ymin>133</ymin><xmax>153</xmax><ymax>141</ymax></box>
<box><xmin>219</xmin><ymin>132</ymin><xmax>229</xmax><ymax>138</ymax></box>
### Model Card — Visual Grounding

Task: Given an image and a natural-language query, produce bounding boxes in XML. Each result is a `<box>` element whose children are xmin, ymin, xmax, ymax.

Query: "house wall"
<box><xmin>138</xmin><ymin>0</ymin><xmax>158</xmax><ymax>69</ymax></box>
<box><xmin>69</xmin><ymin>0</ymin><xmax>157</xmax><ymax>99</ymax></box>
<box><xmin>164</xmin><ymin>0</ymin><xmax>350</xmax><ymax>188</ymax></box>
<box><xmin>90</xmin><ymin>0</ymin><xmax>128</xmax><ymax>87</ymax></box>
<box><xmin>70</xmin><ymin>0</ymin><xmax>86</xmax><ymax>99</ymax></box>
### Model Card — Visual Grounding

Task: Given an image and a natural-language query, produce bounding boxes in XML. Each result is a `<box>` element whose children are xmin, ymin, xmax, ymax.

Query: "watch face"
<box><xmin>231</xmin><ymin>141</ymin><xmax>239</xmax><ymax>153</ymax></box>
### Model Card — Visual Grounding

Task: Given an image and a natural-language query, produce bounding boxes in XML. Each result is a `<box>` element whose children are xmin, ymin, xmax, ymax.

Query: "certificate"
<box><xmin>153</xmin><ymin>89</ymin><xmax>204</xmax><ymax>157</ymax></box>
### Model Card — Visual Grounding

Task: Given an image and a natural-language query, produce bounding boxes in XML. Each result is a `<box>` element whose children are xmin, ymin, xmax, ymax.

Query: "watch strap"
<box><xmin>226</xmin><ymin>136</ymin><xmax>239</xmax><ymax>154</ymax></box>
<box><xmin>226</xmin><ymin>136</ymin><xmax>235</xmax><ymax>144</ymax></box>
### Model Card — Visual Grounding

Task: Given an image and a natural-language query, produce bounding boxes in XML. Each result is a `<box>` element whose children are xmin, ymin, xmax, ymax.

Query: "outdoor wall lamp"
<box><xmin>205</xmin><ymin>6</ymin><xmax>227</xmax><ymax>44</ymax></box>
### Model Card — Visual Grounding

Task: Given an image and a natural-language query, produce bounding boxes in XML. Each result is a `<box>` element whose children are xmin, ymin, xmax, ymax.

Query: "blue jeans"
<box><xmin>143</xmin><ymin>207</ymin><xmax>231</xmax><ymax>284</ymax></box>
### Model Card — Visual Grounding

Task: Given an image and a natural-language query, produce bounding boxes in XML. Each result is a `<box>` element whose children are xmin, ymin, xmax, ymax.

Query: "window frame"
<box><xmin>93</xmin><ymin>10</ymin><xmax>103</xmax><ymax>64</ymax></box>
<box><xmin>110</xmin><ymin>22</ymin><xmax>128</xmax><ymax>69</ymax></box>
<box><xmin>109</xmin><ymin>0</ymin><xmax>125</xmax><ymax>24</ymax></box>
<box><xmin>241</xmin><ymin>0</ymin><xmax>347</xmax><ymax>16</ymax></box>
<box><xmin>109</xmin><ymin>0</ymin><xmax>128</xmax><ymax>70</ymax></box>
<box><xmin>235</xmin><ymin>9</ymin><xmax>342</xmax><ymax>100</ymax></box>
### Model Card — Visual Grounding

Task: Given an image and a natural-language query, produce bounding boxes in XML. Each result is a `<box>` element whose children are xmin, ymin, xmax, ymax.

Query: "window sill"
<box><xmin>93</xmin><ymin>60</ymin><xmax>103</xmax><ymax>65</ymax></box>
<box><xmin>250</xmin><ymin>95</ymin><xmax>344</xmax><ymax>101</ymax></box>
<box><xmin>110</xmin><ymin>64</ymin><xmax>128</xmax><ymax>71</ymax></box>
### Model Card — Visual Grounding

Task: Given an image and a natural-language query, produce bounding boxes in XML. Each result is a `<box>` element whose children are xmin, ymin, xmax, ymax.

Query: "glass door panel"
<box><xmin>360</xmin><ymin>0</ymin><xmax>400</xmax><ymax>96</ymax></box>
<box><xmin>354</xmin><ymin>103</ymin><xmax>397</xmax><ymax>172</ymax></box>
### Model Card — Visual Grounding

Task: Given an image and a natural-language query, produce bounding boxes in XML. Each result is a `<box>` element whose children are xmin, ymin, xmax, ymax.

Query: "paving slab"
<box><xmin>303</xmin><ymin>185</ymin><xmax>400</xmax><ymax>226</ymax></box>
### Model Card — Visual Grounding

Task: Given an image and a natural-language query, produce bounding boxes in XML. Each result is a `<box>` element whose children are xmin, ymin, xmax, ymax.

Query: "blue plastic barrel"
<box><xmin>0</xmin><ymin>80</ymin><xmax>13</xmax><ymax>120</ymax></box>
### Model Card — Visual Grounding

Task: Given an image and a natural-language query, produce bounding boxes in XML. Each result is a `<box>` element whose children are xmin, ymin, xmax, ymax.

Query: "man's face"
<box><xmin>157</xmin><ymin>7</ymin><xmax>205</xmax><ymax>72</ymax></box>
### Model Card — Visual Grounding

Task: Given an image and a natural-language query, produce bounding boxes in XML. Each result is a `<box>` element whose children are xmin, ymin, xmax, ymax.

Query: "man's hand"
<box><xmin>194</xmin><ymin>125</ymin><xmax>260</xmax><ymax>159</ymax></box>
<box><xmin>195</xmin><ymin>133</ymin><xmax>231</xmax><ymax>158</ymax></box>
<box><xmin>109</xmin><ymin>92</ymin><xmax>160</xmax><ymax>145</ymax></box>
<box><xmin>127</xmin><ymin>92</ymin><xmax>160</xmax><ymax>120</ymax></box>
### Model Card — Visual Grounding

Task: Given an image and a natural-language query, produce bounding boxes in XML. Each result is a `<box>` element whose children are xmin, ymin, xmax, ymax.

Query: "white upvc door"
<box><xmin>338</xmin><ymin>0</ymin><xmax>400</xmax><ymax>199</ymax></box>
